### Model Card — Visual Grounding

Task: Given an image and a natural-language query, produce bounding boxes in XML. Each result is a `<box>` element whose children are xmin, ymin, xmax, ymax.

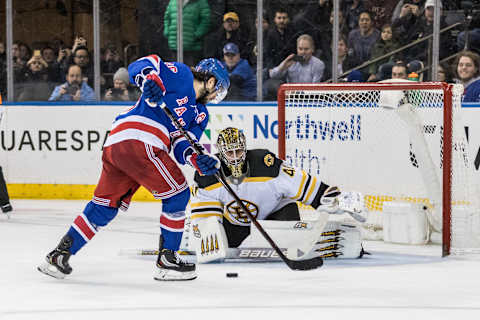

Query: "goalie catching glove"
<box><xmin>318</xmin><ymin>186</ymin><xmax>366</xmax><ymax>223</ymax></box>
<box><xmin>185</xmin><ymin>148</ymin><xmax>220</xmax><ymax>176</ymax></box>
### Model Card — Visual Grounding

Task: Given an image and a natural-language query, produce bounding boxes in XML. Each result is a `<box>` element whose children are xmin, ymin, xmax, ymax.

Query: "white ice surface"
<box><xmin>1</xmin><ymin>200</ymin><xmax>480</xmax><ymax>320</ymax></box>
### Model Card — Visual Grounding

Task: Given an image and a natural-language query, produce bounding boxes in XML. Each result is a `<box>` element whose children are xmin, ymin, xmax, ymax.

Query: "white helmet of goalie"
<box><xmin>216</xmin><ymin>127</ymin><xmax>247</xmax><ymax>178</ymax></box>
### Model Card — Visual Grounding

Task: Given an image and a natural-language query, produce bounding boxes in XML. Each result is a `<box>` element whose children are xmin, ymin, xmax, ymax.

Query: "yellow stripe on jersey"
<box><xmin>290</xmin><ymin>171</ymin><xmax>307</xmax><ymax>200</ymax></box>
<box><xmin>304</xmin><ymin>176</ymin><xmax>318</xmax><ymax>203</ymax></box>
<box><xmin>204</xmin><ymin>183</ymin><xmax>223</xmax><ymax>191</ymax></box>
<box><xmin>191</xmin><ymin>212</ymin><xmax>223</xmax><ymax>220</ymax></box>
<box><xmin>190</xmin><ymin>201</ymin><xmax>222</xmax><ymax>208</ymax></box>
<box><xmin>203</xmin><ymin>177</ymin><xmax>273</xmax><ymax>191</ymax></box>
<box><xmin>243</xmin><ymin>177</ymin><xmax>273</xmax><ymax>183</ymax></box>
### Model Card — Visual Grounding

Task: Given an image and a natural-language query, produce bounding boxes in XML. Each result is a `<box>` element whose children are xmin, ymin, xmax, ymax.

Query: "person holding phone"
<box><xmin>265</xmin><ymin>34</ymin><xmax>325</xmax><ymax>100</ymax></box>
<box><xmin>104</xmin><ymin>67</ymin><xmax>139</xmax><ymax>101</ymax></box>
<box><xmin>48</xmin><ymin>64</ymin><xmax>95</xmax><ymax>102</ymax></box>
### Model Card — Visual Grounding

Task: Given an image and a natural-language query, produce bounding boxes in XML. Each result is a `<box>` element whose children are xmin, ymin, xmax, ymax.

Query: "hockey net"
<box><xmin>277</xmin><ymin>82</ymin><xmax>480</xmax><ymax>256</ymax></box>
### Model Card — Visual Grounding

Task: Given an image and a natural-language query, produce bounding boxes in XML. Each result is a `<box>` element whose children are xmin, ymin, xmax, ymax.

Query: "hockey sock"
<box><xmin>160</xmin><ymin>188</ymin><xmax>189</xmax><ymax>251</ymax></box>
<box><xmin>160</xmin><ymin>212</ymin><xmax>185</xmax><ymax>251</ymax></box>
<box><xmin>67</xmin><ymin>201</ymin><xmax>118</xmax><ymax>254</ymax></box>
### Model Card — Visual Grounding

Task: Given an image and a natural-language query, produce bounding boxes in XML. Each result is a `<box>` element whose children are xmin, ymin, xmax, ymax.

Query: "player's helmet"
<box><xmin>195</xmin><ymin>58</ymin><xmax>230</xmax><ymax>104</ymax></box>
<box><xmin>216</xmin><ymin>127</ymin><xmax>247</xmax><ymax>178</ymax></box>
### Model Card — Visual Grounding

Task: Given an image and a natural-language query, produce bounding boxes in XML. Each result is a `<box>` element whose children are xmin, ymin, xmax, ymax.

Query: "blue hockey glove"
<box><xmin>143</xmin><ymin>73</ymin><xmax>164</xmax><ymax>104</ymax></box>
<box><xmin>188</xmin><ymin>152</ymin><xmax>220</xmax><ymax>176</ymax></box>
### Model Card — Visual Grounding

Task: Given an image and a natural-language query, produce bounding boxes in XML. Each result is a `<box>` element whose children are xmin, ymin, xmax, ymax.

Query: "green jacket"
<box><xmin>368</xmin><ymin>39</ymin><xmax>400</xmax><ymax>75</ymax></box>
<box><xmin>163</xmin><ymin>0</ymin><xmax>211</xmax><ymax>52</ymax></box>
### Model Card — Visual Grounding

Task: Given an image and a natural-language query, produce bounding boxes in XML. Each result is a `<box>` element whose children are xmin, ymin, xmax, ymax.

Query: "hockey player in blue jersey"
<box><xmin>38</xmin><ymin>55</ymin><xmax>230</xmax><ymax>281</ymax></box>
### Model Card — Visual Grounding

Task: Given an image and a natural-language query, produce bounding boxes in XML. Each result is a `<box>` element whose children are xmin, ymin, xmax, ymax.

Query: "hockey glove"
<box><xmin>187</xmin><ymin>152</ymin><xmax>220</xmax><ymax>176</ymax></box>
<box><xmin>318</xmin><ymin>186</ymin><xmax>366</xmax><ymax>222</ymax></box>
<box><xmin>319</xmin><ymin>186</ymin><xmax>342</xmax><ymax>213</ymax></box>
<box><xmin>143</xmin><ymin>73</ymin><xmax>164</xmax><ymax>104</ymax></box>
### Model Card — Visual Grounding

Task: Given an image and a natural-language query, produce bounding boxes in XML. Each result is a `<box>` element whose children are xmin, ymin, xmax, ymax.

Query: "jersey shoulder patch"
<box><xmin>246</xmin><ymin>149</ymin><xmax>282</xmax><ymax>178</ymax></box>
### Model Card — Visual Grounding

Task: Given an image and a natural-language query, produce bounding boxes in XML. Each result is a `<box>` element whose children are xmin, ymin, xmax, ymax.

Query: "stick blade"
<box><xmin>287</xmin><ymin>257</ymin><xmax>323</xmax><ymax>271</ymax></box>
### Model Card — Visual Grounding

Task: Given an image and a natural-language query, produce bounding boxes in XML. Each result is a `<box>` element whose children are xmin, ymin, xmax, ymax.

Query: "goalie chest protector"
<box><xmin>194</xmin><ymin>149</ymin><xmax>283</xmax><ymax>188</ymax></box>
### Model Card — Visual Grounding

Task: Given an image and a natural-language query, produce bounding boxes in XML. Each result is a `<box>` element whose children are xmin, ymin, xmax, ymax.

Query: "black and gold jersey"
<box><xmin>190</xmin><ymin>149</ymin><xmax>329</xmax><ymax>226</ymax></box>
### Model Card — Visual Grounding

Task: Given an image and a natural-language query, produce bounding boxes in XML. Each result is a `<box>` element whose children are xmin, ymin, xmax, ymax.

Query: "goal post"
<box><xmin>277</xmin><ymin>81</ymin><xmax>480</xmax><ymax>256</ymax></box>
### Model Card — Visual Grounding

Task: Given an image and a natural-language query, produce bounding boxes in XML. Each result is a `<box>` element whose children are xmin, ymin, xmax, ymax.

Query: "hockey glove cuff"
<box><xmin>187</xmin><ymin>152</ymin><xmax>220</xmax><ymax>176</ymax></box>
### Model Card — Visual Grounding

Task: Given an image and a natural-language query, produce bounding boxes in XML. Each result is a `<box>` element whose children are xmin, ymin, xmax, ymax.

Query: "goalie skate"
<box><xmin>154</xmin><ymin>248</ymin><xmax>197</xmax><ymax>281</ymax></box>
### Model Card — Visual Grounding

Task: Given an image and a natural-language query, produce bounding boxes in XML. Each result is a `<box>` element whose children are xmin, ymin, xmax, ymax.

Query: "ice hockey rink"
<box><xmin>1</xmin><ymin>199</ymin><xmax>480</xmax><ymax>320</ymax></box>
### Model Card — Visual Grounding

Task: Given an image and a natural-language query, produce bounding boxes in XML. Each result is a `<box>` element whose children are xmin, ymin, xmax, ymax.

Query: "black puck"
<box><xmin>226</xmin><ymin>272</ymin><xmax>238</xmax><ymax>278</ymax></box>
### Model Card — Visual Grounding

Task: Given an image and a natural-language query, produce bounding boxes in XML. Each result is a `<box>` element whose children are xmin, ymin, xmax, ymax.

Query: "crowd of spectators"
<box><xmin>1</xmin><ymin>0</ymin><xmax>480</xmax><ymax>102</ymax></box>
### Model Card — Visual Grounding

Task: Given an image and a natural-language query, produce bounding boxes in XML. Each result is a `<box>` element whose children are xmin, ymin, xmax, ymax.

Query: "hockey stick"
<box><xmin>119</xmin><ymin>247</ymin><xmax>286</xmax><ymax>261</ymax></box>
<box><xmin>156</xmin><ymin>101</ymin><xmax>323</xmax><ymax>271</ymax></box>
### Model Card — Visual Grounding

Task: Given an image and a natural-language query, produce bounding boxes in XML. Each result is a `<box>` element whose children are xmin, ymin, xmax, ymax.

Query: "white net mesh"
<box><xmin>280</xmin><ymin>82</ymin><xmax>480</xmax><ymax>255</ymax></box>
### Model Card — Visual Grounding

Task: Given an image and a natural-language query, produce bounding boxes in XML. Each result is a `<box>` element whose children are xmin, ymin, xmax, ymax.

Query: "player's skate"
<box><xmin>1</xmin><ymin>203</ymin><xmax>12</xmax><ymax>213</ymax></box>
<box><xmin>37</xmin><ymin>235</ymin><xmax>73</xmax><ymax>279</ymax></box>
<box><xmin>154</xmin><ymin>235</ymin><xmax>196</xmax><ymax>281</ymax></box>
<box><xmin>154</xmin><ymin>248</ymin><xmax>197</xmax><ymax>281</ymax></box>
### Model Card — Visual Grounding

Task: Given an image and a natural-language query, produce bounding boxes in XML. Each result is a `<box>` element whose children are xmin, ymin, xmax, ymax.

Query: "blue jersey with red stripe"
<box><xmin>104</xmin><ymin>55</ymin><xmax>209</xmax><ymax>165</ymax></box>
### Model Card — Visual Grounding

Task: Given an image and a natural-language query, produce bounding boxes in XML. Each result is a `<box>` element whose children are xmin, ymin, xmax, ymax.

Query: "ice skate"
<box><xmin>154</xmin><ymin>248</ymin><xmax>197</xmax><ymax>281</ymax></box>
<box><xmin>38</xmin><ymin>235</ymin><xmax>73</xmax><ymax>279</ymax></box>
<box><xmin>1</xmin><ymin>203</ymin><xmax>12</xmax><ymax>213</ymax></box>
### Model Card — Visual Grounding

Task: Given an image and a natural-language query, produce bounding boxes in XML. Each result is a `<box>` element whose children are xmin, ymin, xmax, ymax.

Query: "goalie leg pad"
<box><xmin>190</xmin><ymin>216</ymin><xmax>229</xmax><ymax>263</ymax></box>
<box><xmin>316</xmin><ymin>221</ymin><xmax>364</xmax><ymax>259</ymax></box>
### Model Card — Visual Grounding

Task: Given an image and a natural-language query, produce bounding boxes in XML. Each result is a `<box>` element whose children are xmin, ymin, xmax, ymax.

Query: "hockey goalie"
<box><xmin>181</xmin><ymin>127</ymin><xmax>367</xmax><ymax>263</ymax></box>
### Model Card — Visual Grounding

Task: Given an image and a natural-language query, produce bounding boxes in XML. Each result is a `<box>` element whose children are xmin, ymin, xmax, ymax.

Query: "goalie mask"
<box><xmin>216</xmin><ymin>127</ymin><xmax>247</xmax><ymax>178</ymax></box>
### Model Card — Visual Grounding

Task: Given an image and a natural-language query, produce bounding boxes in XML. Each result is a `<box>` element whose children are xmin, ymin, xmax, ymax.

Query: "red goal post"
<box><xmin>277</xmin><ymin>82</ymin><xmax>480</xmax><ymax>256</ymax></box>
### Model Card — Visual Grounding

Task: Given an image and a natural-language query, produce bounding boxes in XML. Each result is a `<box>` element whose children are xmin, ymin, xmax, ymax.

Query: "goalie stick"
<box><xmin>154</xmin><ymin>101</ymin><xmax>323</xmax><ymax>271</ymax></box>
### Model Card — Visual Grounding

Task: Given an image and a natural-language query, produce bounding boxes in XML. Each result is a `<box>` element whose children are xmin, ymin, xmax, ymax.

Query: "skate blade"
<box><xmin>37</xmin><ymin>262</ymin><xmax>66</xmax><ymax>279</ymax></box>
<box><xmin>154</xmin><ymin>269</ymin><xmax>197</xmax><ymax>281</ymax></box>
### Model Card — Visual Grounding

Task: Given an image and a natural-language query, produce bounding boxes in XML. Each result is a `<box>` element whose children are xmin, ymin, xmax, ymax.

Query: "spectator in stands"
<box><xmin>163</xmin><ymin>0</ymin><xmax>210</xmax><ymax>66</ymax></box>
<box><xmin>399</xmin><ymin>0</ymin><xmax>453</xmax><ymax>63</ymax></box>
<box><xmin>221</xmin><ymin>43</ymin><xmax>256</xmax><ymax>101</ymax></box>
<box><xmin>72</xmin><ymin>46</ymin><xmax>94</xmax><ymax>88</ymax></box>
<box><xmin>348</xmin><ymin>11</ymin><xmax>380</xmax><ymax>66</ymax></box>
<box><xmin>246</xmin><ymin>13</ymin><xmax>270</xmax><ymax>67</ymax></box>
<box><xmin>457</xmin><ymin>11</ymin><xmax>480</xmax><ymax>52</ymax></box>
<box><xmin>315</xmin><ymin>10</ymin><xmax>350</xmax><ymax>62</ymax></box>
<box><xmin>49</xmin><ymin>64</ymin><xmax>95</xmax><ymax>102</ymax></box>
<box><xmin>454</xmin><ymin>51</ymin><xmax>480</xmax><ymax>102</ymax></box>
<box><xmin>293</xmin><ymin>0</ymin><xmax>332</xmax><ymax>38</ymax></box>
<box><xmin>391</xmin><ymin>0</ymin><xmax>424</xmax><ymax>23</ymax></box>
<box><xmin>18</xmin><ymin>42</ymin><xmax>32</xmax><ymax>65</ymax></box>
<box><xmin>56</xmin><ymin>45</ymin><xmax>72</xmax><ymax>82</ymax></box>
<box><xmin>345</xmin><ymin>0</ymin><xmax>366</xmax><ymax>32</ymax></box>
<box><xmin>204</xmin><ymin>12</ymin><xmax>249</xmax><ymax>62</ymax></box>
<box><xmin>438</xmin><ymin>60</ymin><xmax>453</xmax><ymax>83</ymax></box>
<box><xmin>102</xmin><ymin>45</ymin><xmax>123</xmax><ymax>75</ymax></box>
<box><xmin>42</xmin><ymin>46</ymin><xmax>62</xmax><ymax>84</ymax></box>
<box><xmin>368</xmin><ymin>24</ymin><xmax>401</xmax><ymax>81</ymax></box>
<box><xmin>17</xmin><ymin>53</ymin><xmax>52</xmax><ymax>101</ymax></box>
<box><xmin>263</xmin><ymin>7</ymin><xmax>298</xmax><ymax>70</ymax></box>
<box><xmin>12</xmin><ymin>42</ymin><xmax>28</xmax><ymax>82</ymax></box>
<box><xmin>71</xmin><ymin>35</ymin><xmax>87</xmax><ymax>55</ymax></box>
<box><xmin>391</xmin><ymin>61</ymin><xmax>408</xmax><ymax>79</ymax></box>
<box><xmin>104</xmin><ymin>67</ymin><xmax>140</xmax><ymax>102</ymax></box>
<box><xmin>265</xmin><ymin>34</ymin><xmax>325</xmax><ymax>100</ymax></box>
<box><xmin>323</xmin><ymin>36</ymin><xmax>357</xmax><ymax>81</ymax></box>
<box><xmin>364</xmin><ymin>0</ymin><xmax>399</xmax><ymax>29</ymax></box>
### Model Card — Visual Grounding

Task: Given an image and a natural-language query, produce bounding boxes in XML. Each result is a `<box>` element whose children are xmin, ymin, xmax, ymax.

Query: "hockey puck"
<box><xmin>226</xmin><ymin>272</ymin><xmax>238</xmax><ymax>278</ymax></box>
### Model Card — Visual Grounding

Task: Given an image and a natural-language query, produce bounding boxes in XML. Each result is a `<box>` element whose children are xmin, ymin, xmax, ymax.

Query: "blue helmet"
<box><xmin>195</xmin><ymin>58</ymin><xmax>230</xmax><ymax>104</ymax></box>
